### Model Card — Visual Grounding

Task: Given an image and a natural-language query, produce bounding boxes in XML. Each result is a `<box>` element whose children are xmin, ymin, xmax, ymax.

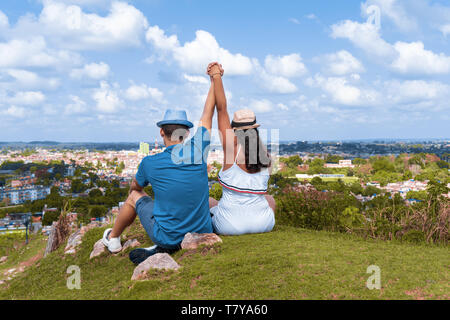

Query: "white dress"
<box><xmin>210</xmin><ymin>145</ymin><xmax>275</xmax><ymax>235</ymax></box>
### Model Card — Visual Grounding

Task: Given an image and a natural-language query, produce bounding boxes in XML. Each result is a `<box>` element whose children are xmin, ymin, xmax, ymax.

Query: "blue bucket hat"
<box><xmin>156</xmin><ymin>109</ymin><xmax>193</xmax><ymax>128</ymax></box>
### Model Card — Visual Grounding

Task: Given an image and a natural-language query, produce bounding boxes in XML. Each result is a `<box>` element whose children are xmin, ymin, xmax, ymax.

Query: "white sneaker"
<box><xmin>102</xmin><ymin>228</ymin><xmax>122</xmax><ymax>253</ymax></box>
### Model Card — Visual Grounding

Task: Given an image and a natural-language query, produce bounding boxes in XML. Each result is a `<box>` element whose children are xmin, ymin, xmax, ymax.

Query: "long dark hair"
<box><xmin>234</xmin><ymin>128</ymin><xmax>271</xmax><ymax>173</ymax></box>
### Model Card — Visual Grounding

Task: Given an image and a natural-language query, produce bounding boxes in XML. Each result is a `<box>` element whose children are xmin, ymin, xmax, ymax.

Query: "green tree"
<box><xmin>42</xmin><ymin>210</ymin><xmax>60</xmax><ymax>226</ymax></box>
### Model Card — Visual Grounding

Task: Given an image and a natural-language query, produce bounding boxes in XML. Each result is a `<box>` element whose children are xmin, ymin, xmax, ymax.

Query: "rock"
<box><xmin>122</xmin><ymin>239</ymin><xmax>141</xmax><ymax>251</ymax></box>
<box><xmin>64</xmin><ymin>230</ymin><xmax>83</xmax><ymax>254</ymax></box>
<box><xmin>0</xmin><ymin>256</ymin><xmax>7</xmax><ymax>263</ymax></box>
<box><xmin>64</xmin><ymin>249</ymin><xmax>76</xmax><ymax>255</ymax></box>
<box><xmin>90</xmin><ymin>239</ymin><xmax>106</xmax><ymax>259</ymax></box>
<box><xmin>5</xmin><ymin>268</ymin><xmax>16</xmax><ymax>275</ymax></box>
<box><xmin>131</xmin><ymin>253</ymin><xmax>180</xmax><ymax>280</ymax></box>
<box><xmin>0</xmin><ymin>280</ymin><xmax>4</xmax><ymax>285</ymax></box>
<box><xmin>181</xmin><ymin>233</ymin><xmax>222</xmax><ymax>250</ymax></box>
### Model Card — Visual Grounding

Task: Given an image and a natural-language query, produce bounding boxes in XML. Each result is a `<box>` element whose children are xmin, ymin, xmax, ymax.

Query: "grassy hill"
<box><xmin>0</xmin><ymin>222</ymin><xmax>448</xmax><ymax>300</ymax></box>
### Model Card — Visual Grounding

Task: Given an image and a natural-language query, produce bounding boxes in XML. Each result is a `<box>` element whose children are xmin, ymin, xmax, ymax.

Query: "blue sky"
<box><xmin>0</xmin><ymin>0</ymin><xmax>449</xmax><ymax>142</ymax></box>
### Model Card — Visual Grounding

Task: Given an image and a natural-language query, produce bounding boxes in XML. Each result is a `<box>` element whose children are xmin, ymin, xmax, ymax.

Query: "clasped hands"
<box><xmin>206</xmin><ymin>62</ymin><xmax>224</xmax><ymax>79</ymax></box>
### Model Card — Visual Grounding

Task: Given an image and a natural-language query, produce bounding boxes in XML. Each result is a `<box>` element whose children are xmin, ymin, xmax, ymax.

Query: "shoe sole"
<box><xmin>129</xmin><ymin>248</ymin><xmax>154</xmax><ymax>265</ymax></box>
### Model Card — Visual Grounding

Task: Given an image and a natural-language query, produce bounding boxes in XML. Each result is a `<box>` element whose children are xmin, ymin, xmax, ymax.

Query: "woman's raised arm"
<box><xmin>209</xmin><ymin>63</ymin><xmax>236</xmax><ymax>169</ymax></box>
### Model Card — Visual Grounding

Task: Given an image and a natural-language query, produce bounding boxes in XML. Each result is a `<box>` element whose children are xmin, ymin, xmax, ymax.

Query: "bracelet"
<box><xmin>210</xmin><ymin>72</ymin><xmax>222</xmax><ymax>78</ymax></box>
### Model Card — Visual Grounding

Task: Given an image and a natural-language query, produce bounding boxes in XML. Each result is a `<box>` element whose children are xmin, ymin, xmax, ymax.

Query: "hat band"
<box><xmin>231</xmin><ymin>119</ymin><xmax>257</xmax><ymax>128</ymax></box>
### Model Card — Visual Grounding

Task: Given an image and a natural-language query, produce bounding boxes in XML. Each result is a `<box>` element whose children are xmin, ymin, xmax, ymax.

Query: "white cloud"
<box><xmin>0</xmin><ymin>37</ymin><xmax>81</xmax><ymax>68</ymax></box>
<box><xmin>249</xmin><ymin>99</ymin><xmax>274</xmax><ymax>113</ymax></box>
<box><xmin>2</xmin><ymin>105</ymin><xmax>26</xmax><ymax>118</ymax></box>
<box><xmin>331</xmin><ymin>18</ymin><xmax>450</xmax><ymax>75</ymax></box>
<box><xmin>264</xmin><ymin>54</ymin><xmax>307</xmax><ymax>78</ymax></box>
<box><xmin>277</xmin><ymin>103</ymin><xmax>289</xmax><ymax>111</ymax></box>
<box><xmin>323</xmin><ymin>50</ymin><xmax>365</xmax><ymax>75</ymax></box>
<box><xmin>441</xmin><ymin>24</ymin><xmax>450</xmax><ymax>37</ymax></box>
<box><xmin>259</xmin><ymin>72</ymin><xmax>298</xmax><ymax>94</ymax></box>
<box><xmin>8</xmin><ymin>91</ymin><xmax>46</xmax><ymax>106</ymax></box>
<box><xmin>384</xmin><ymin>80</ymin><xmax>450</xmax><ymax>106</ymax></box>
<box><xmin>391</xmin><ymin>41</ymin><xmax>450</xmax><ymax>75</ymax></box>
<box><xmin>0</xmin><ymin>10</ymin><xmax>8</xmax><ymax>29</ymax></box>
<box><xmin>183</xmin><ymin>74</ymin><xmax>209</xmax><ymax>84</ymax></box>
<box><xmin>362</xmin><ymin>0</ymin><xmax>417</xmax><ymax>32</ymax></box>
<box><xmin>14</xmin><ymin>0</ymin><xmax>149</xmax><ymax>50</ymax></box>
<box><xmin>146</xmin><ymin>26</ymin><xmax>253</xmax><ymax>75</ymax></box>
<box><xmin>70</xmin><ymin>62</ymin><xmax>110</xmax><ymax>79</ymax></box>
<box><xmin>306</xmin><ymin>75</ymin><xmax>378</xmax><ymax>106</ymax></box>
<box><xmin>2</xmin><ymin>69</ymin><xmax>60</xmax><ymax>90</ymax></box>
<box><xmin>92</xmin><ymin>81</ymin><xmax>122</xmax><ymax>113</ymax></box>
<box><xmin>331</xmin><ymin>20</ymin><xmax>396</xmax><ymax>59</ymax></box>
<box><xmin>125</xmin><ymin>83</ymin><xmax>165</xmax><ymax>103</ymax></box>
<box><xmin>65</xmin><ymin>95</ymin><xmax>87</xmax><ymax>114</ymax></box>
<box><xmin>289</xmin><ymin>18</ymin><xmax>300</xmax><ymax>25</ymax></box>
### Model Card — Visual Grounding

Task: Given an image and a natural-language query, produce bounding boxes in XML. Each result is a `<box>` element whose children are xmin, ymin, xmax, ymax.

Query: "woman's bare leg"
<box><xmin>265</xmin><ymin>195</ymin><xmax>276</xmax><ymax>212</ymax></box>
<box><xmin>110</xmin><ymin>190</ymin><xmax>148</xmax><ymax>238</ymax></box>
<box><xmin>209</xmin><ymin>197</ymin><xmax>219</xmax><ymax>209</ymax></box>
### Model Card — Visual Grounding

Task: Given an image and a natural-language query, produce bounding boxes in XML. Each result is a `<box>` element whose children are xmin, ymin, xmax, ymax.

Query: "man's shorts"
<box><xmin>135</xmin><ymin>196</ymin><xmax>160</xmax><ymax>246</ymax></box>
<box><xmin>135</xmin><ymin>196</ymin><xmax>179</xmax><ymax>250</ymax></box>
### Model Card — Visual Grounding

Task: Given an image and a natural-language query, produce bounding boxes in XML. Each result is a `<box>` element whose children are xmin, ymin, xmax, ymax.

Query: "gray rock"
<box><xmin>181</xmin><ymin>232</ymin><xmax>222</xmax><ymax>250</ymax></box>
<box><xmin>0</xmin><ymin>256</ymin><xmax>7</xmax><ymax>263</ymax></box>
<box><xmin>122</xmin><ymin>239</ymin><xmax>141</xmax><ymax>251</ymax></box>
<box><xmin>131</xmin><ymin>253</ymin><xmax>180</xmax><ymax>281</ymax></box>
<box><xmin>90</xmin><ymin>239</ymin><xmax>106</xmax><ymax>259</ymax></box>
<box><xmin>64</xmin><ymin>229</ymin><xmax>83</xmax><ymax>254</ymax></box>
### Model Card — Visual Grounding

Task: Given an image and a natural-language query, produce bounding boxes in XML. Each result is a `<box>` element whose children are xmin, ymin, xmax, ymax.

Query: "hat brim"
<box><xmin>232</xmin><ymin>124</ymin><xmax>260</xmax><ymax>130</ymax></box>
<box><xmin>157</xmin><ymin>120</ymin><xmax>194</xmax><ymax>128</ymax></box>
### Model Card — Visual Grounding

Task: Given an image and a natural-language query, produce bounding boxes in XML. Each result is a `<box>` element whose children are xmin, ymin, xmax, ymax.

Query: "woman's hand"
<box><xmin>207</xmin><ymin>62</ymin><xmax>224</xmax><ymax>78</ymax></box>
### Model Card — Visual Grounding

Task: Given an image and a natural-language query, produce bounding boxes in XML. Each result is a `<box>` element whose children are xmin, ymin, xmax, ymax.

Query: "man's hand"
<box><xmin>207</xmin><ymin>62</ymin><xmax>224</xmax><ymax>78</ymax></box>
<box><xmin>129</xmin><ymin>177</ymin><xmax>143</xmax><ymax>195</ymax></box>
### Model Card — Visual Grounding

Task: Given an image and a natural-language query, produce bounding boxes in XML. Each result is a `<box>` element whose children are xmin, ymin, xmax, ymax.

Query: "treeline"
<box><xmin>278</xmin><ymin>153</ymin><xmax>449</xmax><ymax>186</ymax></box>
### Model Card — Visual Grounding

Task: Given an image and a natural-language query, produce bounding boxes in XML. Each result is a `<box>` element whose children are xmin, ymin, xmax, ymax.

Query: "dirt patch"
<box><xmin>405</xmin><ymin>288</ymin><xmax>434</xmax><ymax>300</ymax></box>
<box><xmin>190</xmin><ymin>275</ymin><xmax>202</xmax><ymax>289</ymax></box>
<box><xmin>177</xmin><ymin>245</ymin><xmax>220</xmax><ymax>262</ymax></box>
<box><xmin>19</xmin><ymin>251</ymin><xmax>43</xmax><ymax>268</ymax></box>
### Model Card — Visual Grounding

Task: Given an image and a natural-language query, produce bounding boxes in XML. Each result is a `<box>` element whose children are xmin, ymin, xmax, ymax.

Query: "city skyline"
<box><xmin>1</xmin><ymin>0</ymin><xmax>450</xmax><ymax>142</ymax></box>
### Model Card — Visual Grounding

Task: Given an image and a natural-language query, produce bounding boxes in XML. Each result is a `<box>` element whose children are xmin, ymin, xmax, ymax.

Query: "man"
<box><xmin>101</xmin><ymin>67</ymin><xmax>219</xmax><ymax>264</ymax></box>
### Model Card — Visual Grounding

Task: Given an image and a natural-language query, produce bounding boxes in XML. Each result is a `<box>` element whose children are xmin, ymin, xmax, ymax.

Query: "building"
<box><xmin>324</xmin><ymin>160</ymin><xmax>355</xmax><ymax>168</ymax></box>
<box><xmin>0</xmin><ymin>186</ymin><xmax>51</xmax><ymax>205</ymax></box>
<box><xmin>139</xmin><ymin>142</ymin><xmax>150</xmax><ymax>155</ymax></box>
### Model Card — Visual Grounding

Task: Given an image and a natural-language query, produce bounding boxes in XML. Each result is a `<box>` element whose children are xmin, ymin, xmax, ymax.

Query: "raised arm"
<box><xmin>198</xmin><ymin>73</ymin><xmax>216</xmax><ymax>133</ymax></box>
<box><xmin>208</xmin><ymin>63</ymin><xmax>236</xmax><ymax>168</ymax></box>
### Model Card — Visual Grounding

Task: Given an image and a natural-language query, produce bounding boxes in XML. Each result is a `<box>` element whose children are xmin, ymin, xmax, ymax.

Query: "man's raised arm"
<box><xmin>198</xmin><ymin>62</ymin><xmax>219</xmax><ymax>133</ymax></box>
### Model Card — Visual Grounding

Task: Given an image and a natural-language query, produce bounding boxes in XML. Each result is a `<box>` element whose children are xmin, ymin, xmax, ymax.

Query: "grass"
<box><xmin>0</xmin><ymin>233</ymin><xmax>47</xmax><ymax>282</ymax></box>
<box><xmin>0</xmin><ymin>222</ymin><xmax>448</xmax><ymax>300</ymax></box>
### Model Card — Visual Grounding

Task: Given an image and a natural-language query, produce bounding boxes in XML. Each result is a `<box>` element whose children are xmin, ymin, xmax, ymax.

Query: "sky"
<box><xmin>0</xmin><ymin>0</ymin><xmax>449</xmax><ymax>142</ymax></box>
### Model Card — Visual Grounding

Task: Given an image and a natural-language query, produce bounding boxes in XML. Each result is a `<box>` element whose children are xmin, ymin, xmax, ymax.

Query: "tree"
<box><xmin>88</xmin><ymin>189</ymin><xmax>103</xmax><ymax>198</ymax></box>
<box><xmin>353</xmin><ymin>158</ymin><xmax>367</xmax><ymax>165</ymax></box>
<box><xmin>42</xmin><ymin>210</ymin><xmax>60</xmax><ymax>226</ymax></box>
<box><xmin>71</xmin><ymin>179</ymin><xmax>88</xmax><ymax>194</ymax></box>
<box><xmin>325</xmin><ymin>155</ymin><xmax>343</xmax><ymax>164</ymax></box>
<box><xmin>280</xmin><ymin>155</ymin><xmax>303</xmax><ymax>169</ymax></box>
<box><xmin>88</xmin><ymin>205</ymin><xmax>107</xmax><ymax>219</ymax></box>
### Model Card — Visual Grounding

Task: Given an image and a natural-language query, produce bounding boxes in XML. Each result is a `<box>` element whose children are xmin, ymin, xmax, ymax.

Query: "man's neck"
<box><xmin>164</xmin><ymin>140</ymin><xmax>183</xmax><ymax>148</ymax></box>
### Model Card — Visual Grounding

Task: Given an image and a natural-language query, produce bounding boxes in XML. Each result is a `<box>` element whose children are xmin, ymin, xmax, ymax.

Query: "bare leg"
<box><xmin>265</xmin><ymin>195</ymin><xmax>276</xmax><ymax>212</ymax></box>
<box><xmin>110</xmin><ymin>190</ymin><xmax>147</xmax><ymax>238</ymax></box>
<box><xmin>209</xmin><ymin>197</ymin><xmax>219</xmax><ymax>209</ymax></box>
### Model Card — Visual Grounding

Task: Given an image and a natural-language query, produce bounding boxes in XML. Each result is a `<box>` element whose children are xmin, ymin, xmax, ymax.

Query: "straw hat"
<box><xmin>231</xmin><ymin>109</ymin><xmax>260</xmax><ymax>130</ymax></box>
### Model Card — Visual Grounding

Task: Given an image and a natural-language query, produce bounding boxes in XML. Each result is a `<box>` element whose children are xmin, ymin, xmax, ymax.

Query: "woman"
<box><xmin>207</xmin><ymin>62</ymin><xmax>275</xmax><ymax>236</ymax></box>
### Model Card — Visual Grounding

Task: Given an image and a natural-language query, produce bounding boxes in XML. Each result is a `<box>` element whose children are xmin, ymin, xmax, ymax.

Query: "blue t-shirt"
<box><xmin>135</xmin><ymin>126</ymin><xmax>213</xmax><ymax>247</ymax></box>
